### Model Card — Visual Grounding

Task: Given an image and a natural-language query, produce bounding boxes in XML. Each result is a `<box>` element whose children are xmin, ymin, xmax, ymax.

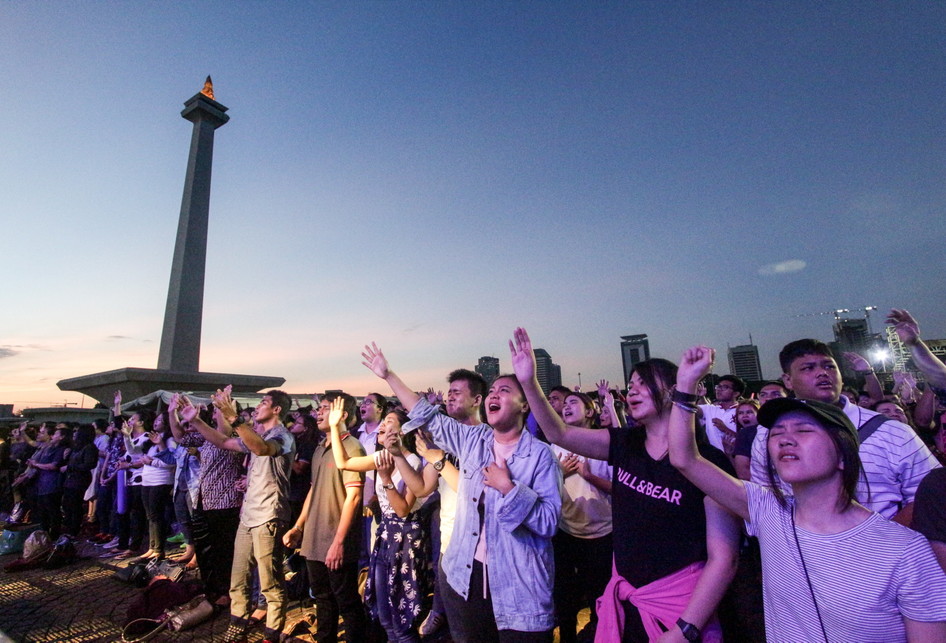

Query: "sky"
<box><xmin>2</xmin><ymin>2</ymin><xmax>945</xmax><ymax>411</ymax></box>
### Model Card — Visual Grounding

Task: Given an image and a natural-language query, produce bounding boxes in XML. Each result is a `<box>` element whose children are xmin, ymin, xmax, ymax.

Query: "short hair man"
<box><xmin>284</xmin><ymin>393</ymin><xmax>367</xmax><ymax>643</ymax></box>
<box><xmin>757</xmin><ymin>381</ymin><xmax>788</xmax><ymax>403</ymax></box>
<box><xmin>185</xmin><ymin>389</ymin><xmax>296</xmax><ymax>643</ymax></box>
<box><xmin>750</xmin><ymin>339</ymin><xmax>940</xmax><ymax>522</ymax></box>
<box><xmin>547</xmin><ymin>386</ymin><xmax>572</xmax><ymax>419</ymax></box>
<box><xmin>391</xmin><ymin>367</ymin><xmax>486</xmax><ymax>637</ymax></box>
<box><xmin>700</xmin><ymin>374</ymin><xmax>746</xmax><ymax>451</ymax></box>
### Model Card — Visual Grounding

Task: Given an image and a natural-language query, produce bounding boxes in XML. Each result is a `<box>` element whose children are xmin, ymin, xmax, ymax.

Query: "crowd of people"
<box><xmin>3</xmin><ymin>307</ymin><xmax>946</xmax><ymax>642</ymax></box>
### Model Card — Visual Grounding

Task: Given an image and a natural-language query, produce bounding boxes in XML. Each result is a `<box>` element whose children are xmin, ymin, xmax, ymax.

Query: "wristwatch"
<box><xmin>382</xmin><ymin>482</ymin><xmax>396</xmax><ymax>491</ymax></box>
<box><xmin>230</xmin><ymin>416</ymin><xmax>245</xmax><ymax>429</ymax></box>
<box><xmin>433</xmin><ymin>457</ymin><xmax>447</xmax><ymax>472</ymax></box>
<box><xmin>677</xmin><ymin>618</ymin><xmax>701</xmax><ymax>642</ymax></box>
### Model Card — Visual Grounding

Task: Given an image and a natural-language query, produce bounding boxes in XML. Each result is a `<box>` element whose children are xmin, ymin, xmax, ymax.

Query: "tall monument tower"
<box><xmin>58</xmin><ymin>79</ymin><xmax>284</xmax><ymax>403</ymax></box>
<box><xmin>158</xmin><ymin>77</ymin><xmax>228</xmax><ymax>372</ymax></box>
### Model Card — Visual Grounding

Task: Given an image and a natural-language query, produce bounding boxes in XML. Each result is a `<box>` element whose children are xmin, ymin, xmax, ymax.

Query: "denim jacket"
<box><xmin>407</xmin><ymin>398</ymin><xmax>562</xmax><ymax>632</ymax></box>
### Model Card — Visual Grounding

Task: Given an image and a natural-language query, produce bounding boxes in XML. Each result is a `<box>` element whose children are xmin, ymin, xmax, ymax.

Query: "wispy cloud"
<box><xmin>757</xmin><ymin>259</ymin><xmax>806</xmax><ymax>276</ymax></box>
<box><xmin>107</xmin><ymin>335</ymin><xmax>131</xmax><ymax>341</ymax></box>
<box><xmin>0</xmin><ymin>348</ymin><xmax>18</xmax><ymax>359</ymax></box>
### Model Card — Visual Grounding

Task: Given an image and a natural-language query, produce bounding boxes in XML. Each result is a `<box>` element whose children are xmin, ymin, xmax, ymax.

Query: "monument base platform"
<box><xmin>57</xmin><ymin>368</ymin><xmax>285</xmax><ymax>406</ymax></box>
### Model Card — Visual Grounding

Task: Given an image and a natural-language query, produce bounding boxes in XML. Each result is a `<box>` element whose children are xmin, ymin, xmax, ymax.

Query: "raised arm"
<box><xmin>362</xmin><ymin>342</ymin><xmax>421</xmax><ymax>411</ymax></box>
<box><xmin>328</xmin><ymin>397</ymin><xmax>376</xmax><ymax>472</ymax></box>
<box><xmin>889</xmin><ymin>309</ymin><xmax>946</xmax><ymax>389</ymax></box>
<box><xmin>376</xmin><ymin>450</ymin><xmax>417</xmax><ymax>518</ymax></box>
<box><xmin>415</xmin><ymin>434</ymin><xmax>459</xmax><ymax>492</ymax></box>
<box><xmin>668</xmin><ymin>346</ymin><xmax>750</xmax><ymax>521</ymax></box>
<box><xmin>842</xmin><ymin>352</ymin><xmax>883</xmax><ymax>404</ymax></box>
<box><xmin>181</xmin><ymin>399</ymin><xmax>242</xmax><ymax>453</ymax></box>
<box><xmin>510</xmin><ymin>327</ymin><xmax>610</xmax><ymax>460</ymax></box>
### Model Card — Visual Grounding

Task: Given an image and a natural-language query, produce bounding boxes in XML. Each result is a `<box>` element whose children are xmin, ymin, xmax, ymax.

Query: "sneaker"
<box><xmin>103</xmin><ymin>537</ymin><xmax>120</xmax><ymax>549</ymax></box>
<box><xmin>166</xmin><ymin>532</ymin><xmax>186</xmax><ymax>544</ymax></box>
<box><xmin>420</xmin><ymin>610</ymin><xmax>446</xmax><ymax>637</ymax></box>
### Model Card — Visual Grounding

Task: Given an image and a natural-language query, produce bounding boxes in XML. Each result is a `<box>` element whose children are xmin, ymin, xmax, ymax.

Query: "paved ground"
<box><xmin>0</xmin><ymin>539</ymin><xmax>317</xmax><ymax>643</ymax></box>
<box><xmin>0</xmin><ymin>538</ymin><xmax>587</xmax><ymax>642</ymax></box>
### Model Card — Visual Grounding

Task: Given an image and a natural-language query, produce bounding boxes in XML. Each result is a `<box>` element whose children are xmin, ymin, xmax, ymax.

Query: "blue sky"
<box><xmin>2</xmin><ymin>3</ymin><xmax>945</xmax><ymax>410</ymax></box>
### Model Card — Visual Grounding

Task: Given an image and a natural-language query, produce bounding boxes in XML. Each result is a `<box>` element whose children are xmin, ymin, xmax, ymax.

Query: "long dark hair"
<box><xmin>628</xmin><ymin>358</ymin><xmax>677</xmax><ymax>419</ymax></box>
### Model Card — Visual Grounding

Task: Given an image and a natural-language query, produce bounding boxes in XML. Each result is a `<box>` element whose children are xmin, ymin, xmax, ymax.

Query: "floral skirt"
<box><xmin>364</xmin><ymin>512</ymin><xmax>432</xmax><ymax>630</ymax></box>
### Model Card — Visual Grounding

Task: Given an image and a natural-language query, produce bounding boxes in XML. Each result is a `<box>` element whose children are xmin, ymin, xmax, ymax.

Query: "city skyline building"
<box><xmin>728</xmin><ymin>343</ymin><xmax>763</xmax><ymax>381</ymax></box>
<box><xmin>475</xmin><ymin>356</ymin><xmax>500</xmax><ymax>385</ymax></box>
<box><xmin>534</xmin><ymin>348</ymin><xmax>562</xmax><ymax>394</ymax></box>
<box><xmin>620</xmin><ymin>334</ymin><xmax>650</xmax><ymax>381</ymax></box>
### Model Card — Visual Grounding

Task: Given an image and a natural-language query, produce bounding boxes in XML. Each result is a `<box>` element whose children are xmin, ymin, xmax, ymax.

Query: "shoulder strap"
<box><xmin>857</xmin><ymin>414</ymin><xmax>888</xmax><ymax>443</ymax></box>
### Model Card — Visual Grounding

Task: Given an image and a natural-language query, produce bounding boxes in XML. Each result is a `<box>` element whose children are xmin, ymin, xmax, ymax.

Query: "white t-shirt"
<box><xmin>373</xmin><ymin>450</ymin><xmax>424</xmax><ymax>517</ymax></box>
<box><xmin>749</xmin><ymin>397</ymin><xmax>941</xmax><ymax>518</ymax></box>
<box><xmin>549</xmin><ymin>443</ymin><xmax>612</xmax><ymax>538</ymax></box>
<box><xmin>745</xmin><ymin>482</ymin><xmax>946</xmax><ymax>642</ymax></box>
<box><xmin>700</xmin><ymin>404</ymin><xmax>737</xmax><ymax>452</ymax></box>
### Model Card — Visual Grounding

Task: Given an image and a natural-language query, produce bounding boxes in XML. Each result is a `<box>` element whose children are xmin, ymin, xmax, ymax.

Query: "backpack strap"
<box><xmin>857</xmin><ymin>414</ymin><xmax>889</xmax><ymax>443</ymax></box>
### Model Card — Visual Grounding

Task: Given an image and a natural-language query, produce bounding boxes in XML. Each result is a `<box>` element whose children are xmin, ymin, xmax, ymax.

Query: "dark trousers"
<box><xmin>440</xmin><ymin>560</ymin><xmax>553</xmax><ymax>643</ymax></box>
<box><xmin>61</xmin><ymin>486</ymin><xmax>86</xmax><ymax>537</ymax></box>
<box><xmin>142</xmin><ymin>484</ymin><xmax>172</xmax><ymax>554</ymax></box>
<box><xmin>553</xmin><ymin>530</ymin><xmax>613</xmax><ymax>642</ymax></box>
<box><xmin>118</xmin><ymin>485</ymin><xmax>146</xmax><ymax>550</ymax></box>
<box><xmin>305</xmin><ymin>559</ymin><xmax>367</xmax><ymax>643</ymax></box>
<box><xmin>95</xmin><ymin>481</ymin><xmax>115</xmax><ymax>534</ymax></box>
<box><xmin>34</xmin><ymin>492</ymin><xmax>62</xmax><ymax>537</ymax></box>
<box><xmin>191</xmin><ymin>504</ymin><xmax>240</xmax><ymax>599</ymax></box>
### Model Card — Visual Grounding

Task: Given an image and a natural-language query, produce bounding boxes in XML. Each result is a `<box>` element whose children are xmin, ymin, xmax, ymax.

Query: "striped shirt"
<box><xmin>750</xmin><ymin>397</ymin><xmax>940</xmax><ymax>518</ymax></box>
<box><xmin>745</xmin><ymin>483</ymin><xmax>946</xmax><ymax>642</ymax></box>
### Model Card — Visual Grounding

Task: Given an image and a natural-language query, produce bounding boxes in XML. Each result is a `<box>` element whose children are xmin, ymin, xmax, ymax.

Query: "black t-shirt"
<box><xmin>608</xmin><ymin>425</ymin><xmax>733</xmax><ymax>585</ymax></box>
<box><xmin>913</xmin><ymin>467</ymin><xmax>946</xmax><ymax>543</ymax></box>
<box><xmin>608</xmin><ymin>426</ymin><xmax>733</xmax><ymax>641</ymax></box>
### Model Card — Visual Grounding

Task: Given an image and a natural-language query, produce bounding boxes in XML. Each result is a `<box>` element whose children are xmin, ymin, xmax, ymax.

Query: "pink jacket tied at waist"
<box><xmin>595</xmin><ymin>560</ymin><xmax>723</xmax><ymax>642</ymax></box>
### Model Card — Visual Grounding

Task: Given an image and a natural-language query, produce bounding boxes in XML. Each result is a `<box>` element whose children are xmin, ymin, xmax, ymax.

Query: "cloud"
<box><xmin>107</xmin><ymin>335</ymin><xmax>131</xmax><ymax>341</ymax></box>
<box><xmin>0</xmin><ymin>347</ymin><xmax>18</xmax><ymax>359</ymax></box>
<box><xmin>757</xmin><ymin>259</ymin><xmax>806</xmax><ymax>276</ymax></box>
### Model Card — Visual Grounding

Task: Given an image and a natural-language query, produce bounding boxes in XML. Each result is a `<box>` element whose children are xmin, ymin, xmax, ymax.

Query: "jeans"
<box><xmin>172</xmin><ymin>486</ymin><xmax>193</xmax><ymax>544</ymax></box>
<box><xmin>230</xmin><ymin>520</ymin><xmax>288</xmax><ymax>641</ymax></box>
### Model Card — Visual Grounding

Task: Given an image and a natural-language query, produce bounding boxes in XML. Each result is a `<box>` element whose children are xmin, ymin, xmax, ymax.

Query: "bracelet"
<box><xmin>671</xmin><ymin>389</ymin><xmax>700</xmax><ymax>404</ymax></box>
<box><xmin>672</xmin><ymin>401</ymin><xmax>699</xmax><ymax>414</ymax></box>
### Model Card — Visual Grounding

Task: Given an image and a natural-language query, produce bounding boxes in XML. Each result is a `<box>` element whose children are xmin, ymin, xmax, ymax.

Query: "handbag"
<box><xmin>166</xmin><ymin>594</ymin><xmax>213</xmax><ymax>631</ymax></box>
<box><xmin>121</xmin><ymin>594</ymin><xmax>212</xmax><ymax>641</ymax></box>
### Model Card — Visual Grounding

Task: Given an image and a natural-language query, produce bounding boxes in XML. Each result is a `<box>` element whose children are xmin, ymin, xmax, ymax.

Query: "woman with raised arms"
<box><xmin>509</xmin><ymin>328</ymin><xmax>739</xmax><ymax>643</ymax></box>
<box><xmin>363</xmin><ymin>342</ymin><xmax>561</xmax><ymax>643</ymax></box>
<box><xmin>668</xmin><ymin>345</ymin><xmax>946</xmax><ymax>643</ymax></box>
<box><xmin>326</xmin><ymin>396</ymin><xmax>430</xmax><ymax>643</ymax></box>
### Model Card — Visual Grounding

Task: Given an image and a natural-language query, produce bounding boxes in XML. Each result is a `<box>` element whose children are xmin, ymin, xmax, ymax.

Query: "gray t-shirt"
<box><xmin>238</xmin><ymin>424</ymin><xmax>295</xmax><ymax>528</ymax></box>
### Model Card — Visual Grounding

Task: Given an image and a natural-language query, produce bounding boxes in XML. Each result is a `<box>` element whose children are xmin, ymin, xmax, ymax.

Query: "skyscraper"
<box><xmin>728</xmin><ymin>344</ymin><xmax>762</xmax><ymax>381</ymax></box>
<box><xmin>620</xmin><ymin>334</ymin><xmax>650</xmax><ymax>381</ymax></box>
<box><xmin>475</xmin><ymin>356</ymin><xmax>500</xmax><ymax>385</ymax></box>
<box><xmin>533</xmin><ymin>349</ymin><xmax>562</xmax><ymax>394</ymax></box>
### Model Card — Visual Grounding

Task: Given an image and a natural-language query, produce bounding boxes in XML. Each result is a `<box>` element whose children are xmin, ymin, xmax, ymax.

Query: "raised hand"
<box><xmin>328</xmin><ymin>397</ymin><xmax>346</xmax><ymax>430</ymax></box>
<box><xmin>509</xmin><ymin>327</ymin><xmax>537</xmax><ymax>383</ymax></box>
<box><xmin>381</xmin><ymin>426</ymin><xmax>403</xmax><ymax>456</ymax></box>
<box><xmin>597</xmin><ymin>379</ymin><xmax>610</xmax><ymax>400</ymax></box>
<box><xmin>212</xmin><ymin>387</ymin><xmax>238</xmax><ymax>422</ymax></box>
<box><xmin>121</xmin><ymin>420</ymin><xmax>133</xmax><ymax>437</ymax></box>
<box><xmin>361</xmin><ymin>342</ymin><xmax>390</xmax><ymax>379</ymax></box>
<box><xmin>415</xmin><ymin>431</ymin><xmax>443</xmax><ymax>463</ymax></box>
<box><xmin>842</xmin><ymin>352</ymin><xmax>872</xmax><ymax>373</ymax></box>
<box><xmin>678</xmin><ymin>346</ymin><xmax>716</xmax><ymax>391</ymax></box>
<box><xmin>179</xmin><ymin>399</ymin><xmax>199</xmax><ymax>423</ymax></box>
<box><xmin>113</xmin><ymin>390</ymin><xmax>122</xmax><ymax>409</ymax></box>
<box><xmin>887</xmin><ymin>309</ymin><xmax>921</xmax><ymax>346</ymax></box>
<box><xmin>376</xmin><ymin>449</ymin><xmax>396</xmax><ymax>482</ymax></box>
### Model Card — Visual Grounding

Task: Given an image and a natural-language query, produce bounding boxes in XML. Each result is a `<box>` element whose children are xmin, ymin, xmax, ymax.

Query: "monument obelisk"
<box><xmin>158</xmin><ymin>77</ymin><xmax>228</xmax><ymax>372</ymax></box>
<box><xmin>58</xmin><ymin>78</ymin><xmax>284</xmax><ymax>403</ymax></box>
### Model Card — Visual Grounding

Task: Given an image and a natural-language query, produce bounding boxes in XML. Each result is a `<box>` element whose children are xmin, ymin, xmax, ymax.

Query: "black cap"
<box><xmin>758</xmin><ymin>398</ymin><xmax>858</xmax><ymax>445</ymax></box>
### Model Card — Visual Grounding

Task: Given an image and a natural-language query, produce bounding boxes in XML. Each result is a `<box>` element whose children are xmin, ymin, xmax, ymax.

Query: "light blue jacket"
<box><xmin>407</xmin><ymin>399</ymin><xmax>562</xmax><ymax>632</ymax></box>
